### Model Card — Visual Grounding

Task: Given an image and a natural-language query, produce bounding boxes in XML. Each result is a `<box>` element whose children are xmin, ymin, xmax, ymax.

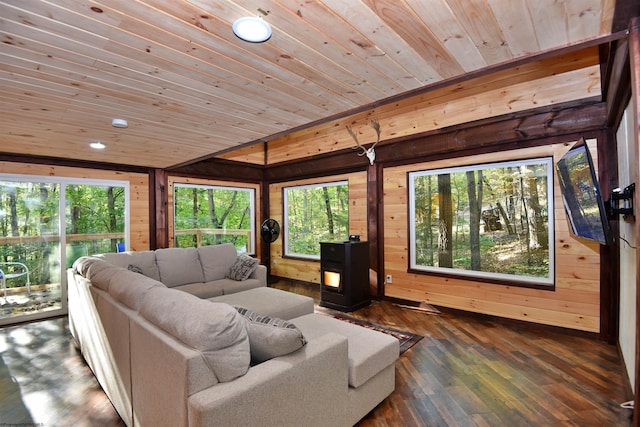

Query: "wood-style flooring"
<box><xmin>0</xmin><ymin>279</ymin><xmax>633</xmax><ymax>426</ymax></box>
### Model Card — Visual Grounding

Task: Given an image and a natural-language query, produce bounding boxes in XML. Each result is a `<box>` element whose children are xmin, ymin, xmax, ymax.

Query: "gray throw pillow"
<box><xmin>127</xmin><ymin>264</ymin><xmax>144</xmax><ymax>274</ymax></box>
<box><xmin>235</xmin><ymin>306</ymin><xmax>307</xmax><ymax>363</ymax></box>
<box><xmin>226</xmin><ymin>255</ymin><xmax>259</xmax><ymax>281</ymax></box>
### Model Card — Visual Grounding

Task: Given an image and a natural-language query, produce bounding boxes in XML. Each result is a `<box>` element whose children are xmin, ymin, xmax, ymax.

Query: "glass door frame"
<box><xmin>0</xmin><ymin>173</ymin><xmax>130</xmax><ymax>326</ymax></box>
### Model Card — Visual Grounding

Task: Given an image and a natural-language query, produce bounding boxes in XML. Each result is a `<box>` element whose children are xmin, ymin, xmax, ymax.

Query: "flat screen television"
<box><xmin>556</xmin><ymin>138</ymin><xmax>613</xmax><ymax>245</ymax></box>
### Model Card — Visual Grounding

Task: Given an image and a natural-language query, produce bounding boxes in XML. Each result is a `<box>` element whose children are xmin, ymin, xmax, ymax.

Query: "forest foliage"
<box><xmin>0</xmin><ymin>181</ymin><xmax>126</xmax><ymax>287</ymax></box>
<box><xmin>285</xmin><ymin>182</ymin><xmax>349</xmax><ymax>257</ymax></box>
<box><xmin>411</xmin><ymin>159</ymin><xmax>552</xmax><ymax>282</ymax></box>
<box><xmin>173</xmin><ymin>185</ymin><xmax>253</xmax><ymax>251</ymax></box>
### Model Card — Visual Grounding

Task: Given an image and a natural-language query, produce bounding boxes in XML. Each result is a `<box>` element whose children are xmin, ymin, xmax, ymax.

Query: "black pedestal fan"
<box><xmin>260</xmin><ymin>219</ymin><xmax>280</xmax><ymax>283</ymax></box>
<box><xmin>260</xmin><ymin>218</ymin><xmax>280</xmax><ymax>243</ymax></box>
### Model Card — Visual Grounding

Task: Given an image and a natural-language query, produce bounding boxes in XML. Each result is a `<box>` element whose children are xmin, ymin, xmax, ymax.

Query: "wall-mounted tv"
<box><xmin>556</xmin><ymin>138</ymin><xmax>613</xmax><ymax>245</ymax></box>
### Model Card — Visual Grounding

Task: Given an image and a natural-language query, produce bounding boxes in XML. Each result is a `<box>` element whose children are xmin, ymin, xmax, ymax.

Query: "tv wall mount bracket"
<box><xmin>608</xmin><ymin>183</ymin><xmax>635</xmax><ymax>219</ymax></box>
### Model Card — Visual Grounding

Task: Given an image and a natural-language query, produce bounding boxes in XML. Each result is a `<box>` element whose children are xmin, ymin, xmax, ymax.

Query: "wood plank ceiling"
<box><xmin>0</xmin><ymin>0</ymin><xmax>618</xmax><ymax>169</ymax></box>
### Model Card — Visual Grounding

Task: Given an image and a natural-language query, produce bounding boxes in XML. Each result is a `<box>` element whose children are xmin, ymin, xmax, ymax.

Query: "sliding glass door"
<box><xmin>0</xmin><ymin>176</ymin><xmax>128</xmax><ymax>326</ymax></box>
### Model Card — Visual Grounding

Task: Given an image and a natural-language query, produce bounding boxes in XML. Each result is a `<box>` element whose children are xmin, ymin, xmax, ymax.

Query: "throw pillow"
<box><xmin>127</xmin><ymin>264</ymin><xmax>144</xmax><ymax>274</ymax></box>
<box><xmin>235</xmin><ymin>306</ymin><xmax>307</xmax><ymax>363</ymax></box>
<box><xmin>226</xmin><ymin>255</ymin><xmax>259</xmax><ymax>281</ymax></box>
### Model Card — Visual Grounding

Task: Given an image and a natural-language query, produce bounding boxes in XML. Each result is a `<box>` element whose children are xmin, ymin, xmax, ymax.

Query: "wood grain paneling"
<box><xmin>266</xmin><ymin>48</ymin><xmax>601</xmax><ymax>165</ymax></box>
<box><xmin>217</xmin><ymin>142</ymin><xmax>265</xmax><ymax>165</ymax></box>
<box><xmin>0</xmin><ymin>1</ymin><xmax>618</xmax><ymax>168</ymax></box>
<box><xmin>0</xmin><ymin>161</ymin><xmax>150</xmax><ymax>250</ymax></box>
<box><xmin>382</xmin><ymin>143</ymin><xmax>602</xmax><ymax>332</ymax></box>
<box><xmin>268</xmin><ymin>172</ymin><xmax>368</xmax><ymax>283</ymax></box>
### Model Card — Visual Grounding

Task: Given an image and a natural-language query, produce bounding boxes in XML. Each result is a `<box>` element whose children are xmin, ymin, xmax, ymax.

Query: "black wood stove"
<box><xmin>319</xmin><ymin>241</ymin><xmax>370</xmax><ymax>312</ymax></box>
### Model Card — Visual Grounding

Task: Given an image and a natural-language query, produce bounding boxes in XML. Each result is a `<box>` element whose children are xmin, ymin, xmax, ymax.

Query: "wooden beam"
<box><xmin>597</xmin><ymin>127</ymin><xmax>620</xmax><ymax>345</ymax></box>
<box><xmin>376</xmin><ymin>102</ymin><xmax>607</xmax><ymax>164</ymax></box>
<box><xmin>0</xmin><ymin>152</ymin><xmax>150</xmax><ymax>174</ymax></box>
<box><xmin>612</xmin><ymin>0</ymin><xmax>640</xmax><ymax>32</ymax></box>
<box><xmin>167</xmin><ymin>158</ymin><xmax>264</xmax><ymax>182</ymax></box>
<box><xmin>602</xmin><ymin>38</ymin><xmax>632</xmax><ymax>127</ymax></box>
<box><xmin>261</xmin><ymin>101</ymin><xmax>607</xmax><ymax>183</ymax></box>
<box><xmin>151</xmin><ymin>169</ymin><xmax>168</xmax><ymax>249</ymax></box>
<box><xmin>367</xmin><ymin>163</ymin><xmax>382</xmax><ymax>298</ymax></box>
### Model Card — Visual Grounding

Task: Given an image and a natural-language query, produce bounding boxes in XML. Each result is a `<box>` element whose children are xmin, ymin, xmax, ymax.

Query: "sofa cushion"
<box><xmin>140</xmin><ymin>287</ymin><xmax>250</xmax><ymax>383</ymax></box>
<box><xmin>108</xmin><ymin>269</ymin><xmax>165</xmax><ymax>311</ymax></box>
<box><xmin>173</xmin><ymin>281</ymin><xmax>225</xmax><ymax>299</ymax></box>
<box><xmin>74</xmin><ymin>257</ymin><xmax>118</xmax><ymax>291</ymax></box>
<box><xmin>226</xmin><ymin>255</ymin><xmax>259</xmax><ymax>281</ymax></box>
<box><xmin>155</xmin><ymin>247</ymin><xmax>205</xmax><ymax>287</ymax></box>
<box><xmin>209</xmin><ymin>287</ymin><xmax>314</xmax><ymax>320</ymax></box>
<box><xmin>198</xmin><ymin>243</ymin><xmax>238</xmax><ymax>282</ymax></box>
<box><xmin>291</xmin><ymin>314</ymin><xmax>399</xmax><ymax>388</ymax></box>
<box><xmin>219</xmin><ymin>278</ymin><xmax>262</xmax><ymax>294</ymax></box>
<box><xmin>99</xmin><ymin>251</ymin><xmax>161</xmax><ymax>282</ymax></box>
<box><xmin>235</xmin><ymin>306</ymin><xmax>307</xmax><ymax>364</ymax></box>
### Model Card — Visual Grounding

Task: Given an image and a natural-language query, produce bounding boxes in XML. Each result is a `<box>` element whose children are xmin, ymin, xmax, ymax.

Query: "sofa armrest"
<box><xmin>249</xmin><ymin>264</ymin><xmax>267</xmax><ymax>287</ymax></box>
<box><xmin>187</xmin><ymin>333</ymin><xmax>350</xmax><ymax>427</ymax></box>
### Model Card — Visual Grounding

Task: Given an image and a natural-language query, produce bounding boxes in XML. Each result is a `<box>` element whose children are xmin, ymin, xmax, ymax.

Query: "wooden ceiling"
<box><xmin>0</xmin><ymin>0</ymin><xmax>625</xmax><ymax>169</ymax></box>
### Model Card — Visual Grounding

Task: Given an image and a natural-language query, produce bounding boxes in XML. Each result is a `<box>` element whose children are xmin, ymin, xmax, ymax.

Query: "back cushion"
<box><xmin>139</xmin><ymin>287</ymin><xmax>250</xmax><ymax>383</ymax></box>
<box><xmin>99</xmin><ymin>251</ymin><xmax>161</xmax><ymax>282</ymax></box>
<box><xmin>108</xmin><ymin>269</ymin><xmax>165</xmax><ymax>311</ymax></box>
<box><xmin>74</xmin><ymin>257</ymin><xmax>115</xmax><ymax>291</ymax></box>
<box><xmin>198</xmin><ymin>243</ymin><xmax>238</xmax><ymax>282</ymax></box>
<box><xmin>155</xmin><ymin>247</ymin><xmax>205</xmax><ymax>287</ymax></box>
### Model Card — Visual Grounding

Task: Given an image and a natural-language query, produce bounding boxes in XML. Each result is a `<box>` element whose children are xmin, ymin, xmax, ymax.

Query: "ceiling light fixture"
<box><xmin>112</xmin><ymin>118</ymin><xmax>128</xmax><ymax>128</ymax></box>
<box><xmin>90</xmin><ymin>141</ymin><xmax>106</xmax><ymax>149</ymax></box>
<box><xmin>232</xmin><ymin>16</ymin><xmax>272</xmax><ymax>43</ymax></box>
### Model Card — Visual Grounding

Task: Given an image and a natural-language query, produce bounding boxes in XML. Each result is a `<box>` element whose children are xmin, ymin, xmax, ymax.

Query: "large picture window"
<box><xmin>409</xmin><ymin>158</ymin><xmax>554</xmax><ymax>286</ymax></box>
<box><xmin>284</xmin><ymin>181</ymin><xmax>349</xmax><ymax>259</ymax></box>
<box><xmin>173</xmin><ymin>184</ymin><xmax>255</xmax><ymax>254</ymax></box>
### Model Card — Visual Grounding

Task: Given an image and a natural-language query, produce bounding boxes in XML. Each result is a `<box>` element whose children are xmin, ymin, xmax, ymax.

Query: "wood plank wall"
<box><xmin>166</xmin><ymin>176</ymin><xmax>262</xmax><ymax>252</ymax></box>
<box><xmin>251</xmin><ymin>45</ymin><xmax>606</xmax><ymax>332</ymax></box>
<box><xmin>268</xmin><ymin>172</ymin><xmax>368</xmax><ymax>283</ymax></box>
<box><xmin>217</xmin><ymin>143</ymin><xmax>265</xmax><ymax>165</ymax></box>
<box><xmin>262</xmin><ymin>47</ymin><xmax>600</xmax><ymax>165</ymax></box>
<box><xmin>383</xmin><ymin>142</ymin><xmax>602</xmax><ymax>332</ymax></box>
<box><xmin>217</xmin><ymin>44</ymin><xmax>611</xmax><ymax>332</ymax></box>
<box><xmin>0</xmin><ymin>161</ymin><xmax>151</xmax><ymax>250</ymax></box>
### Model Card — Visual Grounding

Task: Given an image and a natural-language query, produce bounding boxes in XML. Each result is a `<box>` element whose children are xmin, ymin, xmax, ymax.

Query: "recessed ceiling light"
<box><xmin>90</xmin><ymin>141</ymin><xmax>106</xmax><ymax>149</ymax></box>
<box><xmin>112</xmin><ymin>118</ymin><xmax>128</xmax><ymax>128</ymax></box>
<box><xmin>232</xmin><ymin>16</ymin><xmax>272</xmax><ymax>43</ymax></box>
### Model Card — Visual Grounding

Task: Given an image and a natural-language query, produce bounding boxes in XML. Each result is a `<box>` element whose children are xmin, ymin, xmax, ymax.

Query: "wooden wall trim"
<box><xmin>167</xmin><ymin>158</ymin><xmax>264</xmax><ymax>182</ymax></box>
<box><xmin>152</xmin><ymin>169</ymin><xmax>169</xmax><ymax>249</ymax></box>
<box><xmin>377</xmin><ymin>102</ymin><xmax>607</xmax><ymax>165</ymax></box>
<box><xmin>0</xmin><ymin>153</ymin><xmax>150</xmax><ymax>174</ymax></box>
<box><xmin>263</xmin><ymin>101</ymin><xmax>606</xmax><ymax>183</ymax></box>
<box><xmin>265</xmin><ymin>151</ymin><xmax>369</xmax><ymax>182</ymax></box>
<box><xmin>260</xmin><ymin>180</ymin><xmax>273</xmax><ymax>282</ymax></box>
<box><xmin>603</xmin><ymin>38</ymin><xmax>632</xmax><ymax>127</ymax></box>
<box><xmin>612</xmin><ymin>0</ymin><xmax>640</xmax><ymax>33</ymax></box>
<box><xmin>367</xmin><ymin>164</ymin><xmax>382</xmax><ymax>298</ymax></box>
<box><xmin>597</xmin><ymin>127</ymin><xmax>620</xmax><ymax>344</ymax></box>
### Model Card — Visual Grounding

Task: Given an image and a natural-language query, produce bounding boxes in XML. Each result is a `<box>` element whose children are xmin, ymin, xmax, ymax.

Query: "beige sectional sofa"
<box><xmin>92</xmin><ymin>244</ymin><xmax>266</xmax><ymax>298</ymax></box>
<box><xmin>68</xmin><ymin>243</ymin><xmax>399</xmax><ymax>426</ymax></box>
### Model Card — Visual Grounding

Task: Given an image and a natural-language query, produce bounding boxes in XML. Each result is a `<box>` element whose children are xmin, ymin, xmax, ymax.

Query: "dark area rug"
<box><xmin>325</xmin><ymin>313</ymin><xmax>423</xmax><ymax>354</ymax></box>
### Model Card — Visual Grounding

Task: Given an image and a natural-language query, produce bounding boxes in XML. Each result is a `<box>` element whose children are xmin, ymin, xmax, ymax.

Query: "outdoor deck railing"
<box><xmin>174</xmin><ymin>228</ymin><xmax>251</xmax><ymax>251</ymax></box>
<box><xmin>0</xmin><ymin>229</ymin><xmax>251</xmax><ymax>250</ymax></box>
<box><xmin>0</xmin><ymin>233</ymin><xmax>125</xmax><ymax>245</ymax></box>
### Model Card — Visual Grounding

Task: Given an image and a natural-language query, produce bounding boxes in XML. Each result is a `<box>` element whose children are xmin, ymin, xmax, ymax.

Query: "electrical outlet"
<box><xmin>273</xmin><ymin>260</ymin><xmax>277</xmax><ymax>266</ymax></box>
<box><xmin>386</xmin><ymin>274</ymin><xmax>392</xmax><ymax>284</ymax></box>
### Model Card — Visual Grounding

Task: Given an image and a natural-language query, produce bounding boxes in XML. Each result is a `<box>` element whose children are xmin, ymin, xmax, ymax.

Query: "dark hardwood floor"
<box><xmin>0</xmin><ymin>280</ymin><xmax>633</xmax><ymax>426</ymax></box>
